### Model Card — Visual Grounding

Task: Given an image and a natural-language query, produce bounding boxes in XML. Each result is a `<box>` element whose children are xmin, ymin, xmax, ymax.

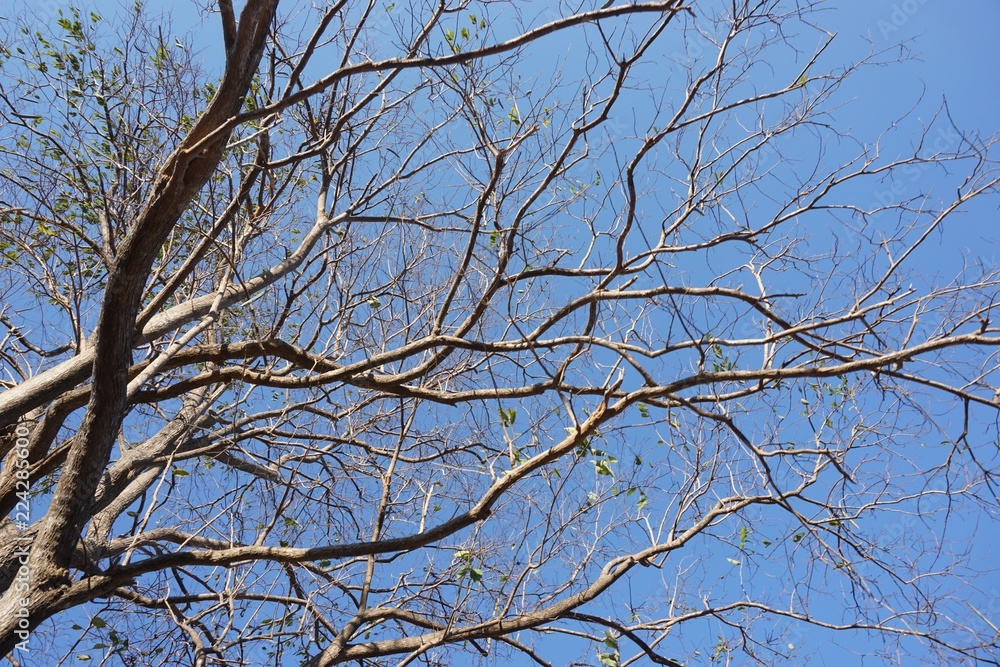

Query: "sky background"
<box><xmin>829</xmin><ymin>1</ymin><xmax>1000</xmax><ymax>264</ymax></box>
<box><xmin>3</xmin><ymin>0</ymin><xmax>998</xmax><ymax>665</ymax></box>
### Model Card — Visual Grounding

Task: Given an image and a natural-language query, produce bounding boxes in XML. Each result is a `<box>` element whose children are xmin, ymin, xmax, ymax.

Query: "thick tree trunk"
<box><xmin>0</xmin><ymin>0</ymin><xmax>280</xmax><ymax>654</ymax></box>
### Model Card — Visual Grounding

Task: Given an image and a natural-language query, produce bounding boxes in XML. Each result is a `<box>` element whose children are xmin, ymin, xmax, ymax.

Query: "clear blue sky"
<box><xmin>6</xmin><ymin>0</ymin><xmax>998</xmax><ymax>664</ymax></box>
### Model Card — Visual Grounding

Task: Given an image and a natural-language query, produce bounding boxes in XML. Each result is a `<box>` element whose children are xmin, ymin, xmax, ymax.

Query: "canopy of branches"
<box><xmin>0</xmin><ymin>1</ymin><xmax>998</xmax><ymax>665</ymax></box>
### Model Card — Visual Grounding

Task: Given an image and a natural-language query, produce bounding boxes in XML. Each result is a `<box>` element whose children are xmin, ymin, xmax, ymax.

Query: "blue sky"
<box><xmin>4</xmin><ymin>0</ymin><xmax>998</xmax><ymax>664</ymax></box>
<box><xmin>829</xmin><ymin>1</ymin><xmax>999</xmax><ymax>258</ymax></box>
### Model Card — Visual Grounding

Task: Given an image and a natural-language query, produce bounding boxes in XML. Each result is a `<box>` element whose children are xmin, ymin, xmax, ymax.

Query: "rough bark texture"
<box><xmin>0</xmin><ymin>0</ymin><xmax>279</xmax><ymax>652</ymax></box>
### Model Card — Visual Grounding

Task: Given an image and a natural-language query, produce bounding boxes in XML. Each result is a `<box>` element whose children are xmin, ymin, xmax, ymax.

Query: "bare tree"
<box><xmin>0</xmin><ymin>1</ymin><xmax>998</xmax><ymax>665</ymax></box>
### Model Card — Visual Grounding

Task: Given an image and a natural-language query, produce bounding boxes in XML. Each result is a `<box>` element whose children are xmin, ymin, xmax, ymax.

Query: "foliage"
<box><xmin>0</xmin><ymin>1</ymin><xmax>998</xmax><ymax>665</ymax></box>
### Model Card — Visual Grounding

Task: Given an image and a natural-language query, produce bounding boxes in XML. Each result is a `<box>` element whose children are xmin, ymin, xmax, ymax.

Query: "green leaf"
<box><xmin>637</xmin><ymin>490</ymin><xmax>649</xmax><ymax>510</ymax></box>
<box><xmin>90</xmin><ymin>616</ymin><xmax>107</xmax><ymax>628</ymax></box>
<box><xmin>498</xmin><ymin>406</ymin><xmax>517</xmax><ymax>427</ymax></box>
<box><xmin>597</xmin><ymin>651</ymin><xmax>620</xmax><ymax>667</ymax></box>
<box><xmin>594</xmin><ymin>459</ymin><xmax>615</xmax><ymax>476</ymax></box>
<box><xmin>171</xmin><ymin>468</ymin><xmax>189</xmax><ymax>476</ymax></box>
<box><xmin>603</xmin><ymin>631</ymin><xmax>619</xmax><ymax>650</ymax></box>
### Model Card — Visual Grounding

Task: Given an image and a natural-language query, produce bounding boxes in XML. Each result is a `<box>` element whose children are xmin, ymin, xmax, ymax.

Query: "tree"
<box><xmin>0</xmin><ymin>0</ymin><xmax>998</xmax><ymax>664</ymax></box>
